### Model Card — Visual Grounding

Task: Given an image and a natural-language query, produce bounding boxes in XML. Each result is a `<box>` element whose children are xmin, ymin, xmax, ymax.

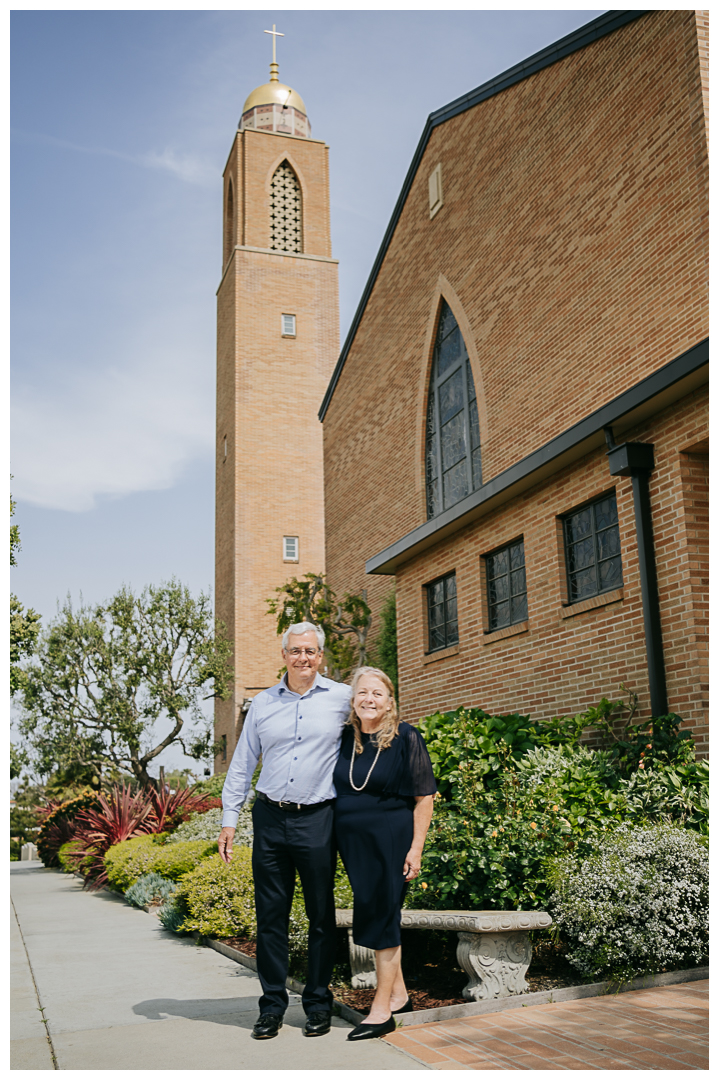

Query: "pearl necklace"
<box><xmin>349</xmin><ymin>733</ymin><xmax>383</xmax><ymax>791</ymax></box>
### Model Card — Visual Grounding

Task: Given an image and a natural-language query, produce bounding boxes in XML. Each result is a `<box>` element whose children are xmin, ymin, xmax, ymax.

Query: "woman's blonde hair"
<box><xmin>348</xmin><ymin>666</ymin><xmax>399</xmax><ymax>754</ymax></box>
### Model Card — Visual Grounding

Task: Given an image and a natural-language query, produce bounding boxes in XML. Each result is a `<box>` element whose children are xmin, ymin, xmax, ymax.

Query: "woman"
<box><xmin>334</xmin><ymin>666</ymin><xmax>437</xmax><ymax>1040</ymax></box>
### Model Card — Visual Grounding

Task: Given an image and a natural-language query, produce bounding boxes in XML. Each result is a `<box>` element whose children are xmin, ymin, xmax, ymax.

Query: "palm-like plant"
<box><xmin>147</xmin><ymin>786</ymin><xmax>221</xmax><ymax>832</ymax></box>
<box><xmin>68</xmin><ymin>784</ymin><xmax>156</xmax><ymax>889</ymax></box>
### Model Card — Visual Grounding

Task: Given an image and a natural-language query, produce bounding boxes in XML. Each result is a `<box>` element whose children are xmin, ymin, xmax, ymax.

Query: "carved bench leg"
<box><xmin>456</xmin><ymin>931</ymin><xmax>532</xmax><ymax>1000</ymax></box>
<box><xmin>347</xmin><ymin>929</ymin><xmax>377</xmax><ymax>989</ymax></box>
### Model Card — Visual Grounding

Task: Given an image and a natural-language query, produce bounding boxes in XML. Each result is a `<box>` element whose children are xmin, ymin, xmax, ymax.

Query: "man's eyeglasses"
<box><xmin>286</xmin><ymin>648</ymin><xmax>319</xmax><ymax>658</ymax></box>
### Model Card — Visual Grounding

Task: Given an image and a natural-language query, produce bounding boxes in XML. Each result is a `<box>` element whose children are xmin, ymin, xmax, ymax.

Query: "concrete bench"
<box><xmin>335</xmin><ymin>909</ymin><xmax>552</xmax><ymax>1001</ymax></box>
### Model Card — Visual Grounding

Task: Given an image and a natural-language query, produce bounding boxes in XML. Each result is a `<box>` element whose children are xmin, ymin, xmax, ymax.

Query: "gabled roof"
<box><xmin>319</xmin><ymin>9</ymin><xmax>649</xmax><ymax>422</ymax></box>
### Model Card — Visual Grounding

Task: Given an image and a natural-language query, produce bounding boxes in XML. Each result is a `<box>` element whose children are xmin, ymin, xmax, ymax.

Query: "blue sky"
<box><xmin>11</xmin><ymin>7</ymin><xmax>603</xmax><ymax>771</ymax></box>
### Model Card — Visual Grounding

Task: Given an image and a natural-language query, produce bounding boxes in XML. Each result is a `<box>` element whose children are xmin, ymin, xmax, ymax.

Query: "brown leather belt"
<box><xmin>256</xmin><ymin>790</ymin><xmax>334</xmax><ymax>813</ymax></box>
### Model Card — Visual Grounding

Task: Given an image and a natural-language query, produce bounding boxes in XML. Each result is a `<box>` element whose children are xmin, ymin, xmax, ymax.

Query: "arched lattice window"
<box><xmin>224</xmin><ymin>178</ymin><xmax>234</xmax><ymax>267</ymax></box>
<box><xmin>425</xmin><ymin>300</ymin><xmax>482</xmax><ymax>518</ymax></box>
<box><xmin>270</xmin><ymin>161</ymin><xmax>302</xmax><ymax>252</ymax></box>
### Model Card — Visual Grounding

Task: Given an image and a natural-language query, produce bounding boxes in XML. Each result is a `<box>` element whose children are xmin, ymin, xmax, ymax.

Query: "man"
<box><xmin>218</xmin><ymin>622</ymin><xmax>352</xmax><ymax>1040</ymax></box>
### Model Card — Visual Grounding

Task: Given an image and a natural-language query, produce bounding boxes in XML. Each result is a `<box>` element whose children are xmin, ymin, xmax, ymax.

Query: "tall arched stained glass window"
<box><xmin>425</xmin><ymin>301</ymin><xmax>482</xmax><ymax>518</ymax></box>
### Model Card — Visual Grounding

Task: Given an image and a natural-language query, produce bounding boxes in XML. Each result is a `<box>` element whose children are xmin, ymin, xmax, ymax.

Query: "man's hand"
<box><xmin>218</xmin><ymin>826</ymin><xmax>236</xmax><ymax>864</ymax></box>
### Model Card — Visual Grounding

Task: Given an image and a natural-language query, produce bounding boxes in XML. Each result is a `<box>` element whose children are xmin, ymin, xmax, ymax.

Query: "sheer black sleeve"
<box><xmin>395</xmin><ymin>723</ymin><xmax>437</xmax><ymax>797</ymax></box>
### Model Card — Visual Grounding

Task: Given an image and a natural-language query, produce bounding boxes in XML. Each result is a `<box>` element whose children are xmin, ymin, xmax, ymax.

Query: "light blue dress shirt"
<box><xmin>221</xmin><ymin>673</ymin><xmax>352</xmax><ymax>828</ymax></box>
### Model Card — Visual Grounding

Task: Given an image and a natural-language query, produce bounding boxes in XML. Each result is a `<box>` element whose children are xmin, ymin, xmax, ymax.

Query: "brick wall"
<box><xmin>322</xmin><ymin>10</ymin><xmax>708</xmax><ymax>749</ymax></box>
<box><xmin>394</xmin><ymin>389</ymin><xmax>708</xmax><ymax>751</ymax></box>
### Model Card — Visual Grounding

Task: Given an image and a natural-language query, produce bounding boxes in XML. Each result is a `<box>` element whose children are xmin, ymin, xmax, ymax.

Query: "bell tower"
<box><xmin>214</xmin><ymin>30</ymin><xmax>339</xmax><ymax>765</ymax></box>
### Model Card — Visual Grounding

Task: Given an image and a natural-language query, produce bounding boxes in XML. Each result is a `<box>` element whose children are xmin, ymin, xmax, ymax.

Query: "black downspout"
<box><xmin>604</xmin><ymin>427</ymin><xmax>668</xmax><ymax>717</ymax></box>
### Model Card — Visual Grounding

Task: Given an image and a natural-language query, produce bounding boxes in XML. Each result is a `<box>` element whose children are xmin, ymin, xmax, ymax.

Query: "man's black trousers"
<box><xmin>251</xmin><ymin>798</ymin><xmax>336</xmax><ymax>1016</ymax></box>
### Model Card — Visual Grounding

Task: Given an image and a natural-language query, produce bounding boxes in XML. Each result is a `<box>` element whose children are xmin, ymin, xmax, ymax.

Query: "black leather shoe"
<box><xmin>251</xmin><ymin>1014</ymin><xmax>283</xmax><ymax>1040</ymax></box>
<box><xmin>392</xmin><ymin>997</ymin><xmax>414</xmax><ymax>1015</ymax></box>
<box><xmin>347</xmin><ymin>1015</ymin><xmax>396</xmax><ymax>1041</ymax></box>
<box><xmin>304</xmin><ymin>1010</ymin><xmax>332</xmax><ymax>1037</ymax></box>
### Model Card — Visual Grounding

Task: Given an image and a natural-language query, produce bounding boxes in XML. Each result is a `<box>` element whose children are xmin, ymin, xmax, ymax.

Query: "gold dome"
<box><xmin>243</xmin><ymin>79</ymin><xmax>307</xmax><ymax>116</ymax></box>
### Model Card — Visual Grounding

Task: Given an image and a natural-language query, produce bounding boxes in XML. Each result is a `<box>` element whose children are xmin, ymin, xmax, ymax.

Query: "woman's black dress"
<box><xmin>333</xmin><ymin>722</ymin><xmax>437</xmax><ymax>951</ymax></box>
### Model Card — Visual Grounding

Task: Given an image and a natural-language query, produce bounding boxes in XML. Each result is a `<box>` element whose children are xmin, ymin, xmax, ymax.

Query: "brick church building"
<box><xmin>320</xmin><ymin>11</ymin><xmax>709</xmax><ymax>751</ymax></box>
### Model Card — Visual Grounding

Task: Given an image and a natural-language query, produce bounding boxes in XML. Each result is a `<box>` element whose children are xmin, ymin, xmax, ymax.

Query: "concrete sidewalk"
<box><xmin>11</xmin><ymin>864</ymin><xmax>425</xmax><ymax>1071</ymax></box>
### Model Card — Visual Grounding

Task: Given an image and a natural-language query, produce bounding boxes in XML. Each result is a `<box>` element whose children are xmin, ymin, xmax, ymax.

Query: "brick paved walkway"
<box><xmin>384</xmin><ymin>980</ymin><xmax>708</xmax><ymax>1070</ymax></box>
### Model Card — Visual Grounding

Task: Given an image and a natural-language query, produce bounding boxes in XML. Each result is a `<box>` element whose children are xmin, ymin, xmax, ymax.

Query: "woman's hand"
<box><xmin>403</xmin><ymin>849</ymin><xmax>422</xmax><ymax>880</ymax></box>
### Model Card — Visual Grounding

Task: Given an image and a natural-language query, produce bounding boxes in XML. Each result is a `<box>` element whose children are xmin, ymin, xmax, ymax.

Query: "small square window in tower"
<box><xmin>485</xmin><ymin>539</ymin><xmax>527</xmax><ymax>631</ymax></box>
<box><xmin>282</xmin><ymin>314</ymin><xmax>296</xmax><ymax>337</ymax></box>
<box><xmin>425</xmin><ymin>571</ymin><xmax>459</xmax><ymax>653</ymax></box>
<box><xmin>283</xmin><ymin>536</ymin><xmax>299</xmax><ymax>562</ymax></box>
<box><xmin>563</xmin><ymin>492</ymin><xmax>623</xmax><ymax>603</ymax></box>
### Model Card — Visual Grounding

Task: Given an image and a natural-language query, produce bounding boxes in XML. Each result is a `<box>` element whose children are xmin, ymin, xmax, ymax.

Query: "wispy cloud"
<box><xmin>11</xmin><ymin>127</ymin><xmax>217</xmax><ymax>187</ymax></box>
<box><xmin>12</xmin><ymin>339</ymin><xmax>215</xmax><ymax>512</ymax></box>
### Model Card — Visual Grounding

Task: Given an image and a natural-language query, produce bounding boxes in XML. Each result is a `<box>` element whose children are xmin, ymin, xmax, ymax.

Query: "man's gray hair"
<box><xmin>281</xmin><ymin>621</ymin><xmax>325</xmax><ymax>651</ymax></box>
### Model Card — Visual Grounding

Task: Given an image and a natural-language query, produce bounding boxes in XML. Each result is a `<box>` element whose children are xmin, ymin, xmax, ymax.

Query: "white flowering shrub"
<box><xmin>166</xmin><ymin>805</ymin><xmax>253</xmax><ymax>849</ymax></box>
<box><xmin>547</xmin><ymin>824</ymin><xmax>708</xmax><ymax>983</ymax></box>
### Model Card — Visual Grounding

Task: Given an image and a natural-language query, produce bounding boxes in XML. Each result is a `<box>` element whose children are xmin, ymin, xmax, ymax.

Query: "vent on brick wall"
<box><xmin>270</xmin><ymin>162</ymin><xmax>303</xmax><ymax>252</ymax></box>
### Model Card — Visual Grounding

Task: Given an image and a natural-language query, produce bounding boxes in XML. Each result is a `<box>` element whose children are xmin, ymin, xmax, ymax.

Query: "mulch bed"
<box><xmin>217</xmin><ymin>929</ymin><xmax>579</xmax><ymax>1013</ymax></box>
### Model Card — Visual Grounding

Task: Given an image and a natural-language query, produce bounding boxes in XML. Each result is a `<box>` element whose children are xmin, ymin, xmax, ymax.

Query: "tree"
<box><xmin>267</xmin><ymin>573</ymin><xmax>372</xmax><ymax>682</ymax></box>
<box><xmin>10</xmin><ymin>492</ymin><xmax>41</xmax><ymax>696</ymax></box>
<box><xmin>370</xmin><ymin>588</ymin><xmax>398</xmax><ymax>696</ymax></box>
<box><xmin>18</xmin><ymin>580</ymin><xmax>233</xmax><ymax>790</ymax></box>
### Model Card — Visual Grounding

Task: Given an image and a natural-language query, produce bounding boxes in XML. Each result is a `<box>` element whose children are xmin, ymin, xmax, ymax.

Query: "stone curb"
<box><xmin>206</xmin><ymin>937</ymin><xmax>708</xmax><ymax>1028</ymax></box>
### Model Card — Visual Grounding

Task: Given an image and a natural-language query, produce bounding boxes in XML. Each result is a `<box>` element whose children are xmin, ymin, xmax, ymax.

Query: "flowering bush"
<box><xmin>547</xmin><ymin>824</ymin><xmax>708</xmax><ymax>983</ymax></box>
<box><xmin>104</xmin><ymin>834</ymin><xmax>215</xmax><ymax>891</ymax></box>
<box><xmin>166</xmin><ymin>805</ymin><xmax>253</xmax><ymax>849</ymax></box>
<box><xmin>125</xmin><ymin>872</ymin><xmax>177</xmax><ymax>909</ymax></box>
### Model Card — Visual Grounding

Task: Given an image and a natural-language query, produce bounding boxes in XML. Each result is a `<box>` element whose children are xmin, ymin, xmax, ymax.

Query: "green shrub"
<box><xmin>105</xmin><ymin>835</ymin><xmax>165</xmax><ymax>891</ymax></box>
<box><xmin>547</xmin><ymin>824</ymin><xmax>708</xmax><ymax>983</ymax></box>
<box><xmin>104</xmin><ymin>834</ymin><xmax>215</xmax><ymax>891</ymax></box>
<box><xmin>620</xmin><ymin>760</ymin><xmax>709</xmax><ymax>835</ymax></box>
<box><xmin>175</xmin><ymin>848</ymin><xmax>256</xmax><ymax>938</ymax></box>
<box><xmin>58</xmin><ymin>839</ymin><xmax>91</xmax><ymax>874</ymax></box>
<box><xmin>125</xmin><ymin>873</ymin><xmax>177</xmax><ymax>909</ymax></box>
<box><xmin>192</xmin><ymin>772</ymin><xmax>227</xmax><ymax>799</ymax></box>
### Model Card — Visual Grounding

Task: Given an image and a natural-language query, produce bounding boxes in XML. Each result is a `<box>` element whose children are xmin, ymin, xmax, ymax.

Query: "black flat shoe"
<box><xmin>347</xmin><ymin>1016</ymin><xmax>396</xmax><ymax>1041</ymax></box>
<box><xmin>392</xmin><ymin>998</ymin><xmax>414</xmax><ymax>1015</ymax></box>
<box><xmin>304</xmin><ymin>1010</ymin><xmax>332</xmax><ymax>1037</ymax></box>
<box><xmin>251</xmin><ymin>1013</ymin><xmax>283</xmax><ymax>1039</ymax></box>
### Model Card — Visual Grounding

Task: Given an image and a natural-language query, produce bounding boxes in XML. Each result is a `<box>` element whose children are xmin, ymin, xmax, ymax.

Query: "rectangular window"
<box><xmin>283</xmin><ymin>536</ymin><xmax>299</xmax><ymax>561</ymax></box>
<box><xmin>485</xmin><ymin>539</ymin><xmax>527</xmax><ymax>631</ymax></box>
<box><xmin>563</xmin><ymin>492</ymin><xmax>623</xmax><ymax>603</ymax></box>
<box><xmin>426</xmin><ymin>571</ymin><xmax>458</xmax><ymax>652</ymax></box>
<box><xmin>221</xmin><ymin>734</ymin><xmax>227</xmax><ymax>763</ymax></box>
<box><xmin>281</xmin><ymin>313</ymin><xmax>296</xmax><ymax>336</ymax></box>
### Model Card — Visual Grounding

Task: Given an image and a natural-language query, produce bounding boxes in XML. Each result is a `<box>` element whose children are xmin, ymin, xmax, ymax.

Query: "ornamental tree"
<box><xmin>18</xmin><ymin>580</ymin><xmax>232</xmax><ymax>790</ymax></box>
<box><xmin>267</xmin><ymin>572</ymin><xmax>371</xmax><ymax>681</ymax></box>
